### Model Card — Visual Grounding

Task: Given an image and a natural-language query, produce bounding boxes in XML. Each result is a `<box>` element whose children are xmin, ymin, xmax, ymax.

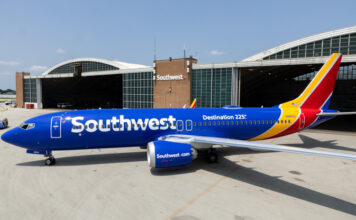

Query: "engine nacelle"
<box><xmin>147</xmin><ymin>141</ymin><xmax>197</xmax><ymax>168</ymax></box>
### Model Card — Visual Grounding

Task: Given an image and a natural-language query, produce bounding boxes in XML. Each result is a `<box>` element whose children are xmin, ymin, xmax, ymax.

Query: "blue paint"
<box><xmin>1</xmin><ymin>108</ymin><xmax>281</xmax><ymax>153</ymax></box>
<box><xmin>151</xmin><ymin>141</ymin><xmax>192</xmax><ymax>168</ymax></box>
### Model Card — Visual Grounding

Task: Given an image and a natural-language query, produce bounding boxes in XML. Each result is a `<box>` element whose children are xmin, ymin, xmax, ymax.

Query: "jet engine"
<box><xmin>147</xmin><ymin>141</ymin><xmax>197</xmax><ymax>168</ymax></box>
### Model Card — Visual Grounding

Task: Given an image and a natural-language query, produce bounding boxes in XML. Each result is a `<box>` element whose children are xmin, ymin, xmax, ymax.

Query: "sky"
<box><xmin>0</xmin><ymin>0</ymin><xmax>355</xmax><ymax>90</ymax></box>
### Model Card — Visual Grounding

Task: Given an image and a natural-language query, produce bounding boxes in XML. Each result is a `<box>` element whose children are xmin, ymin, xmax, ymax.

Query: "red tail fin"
<box><xmin>288</xmin><ymin>53</ymin><xmax>342</xmax><ymax>109</ymax></box>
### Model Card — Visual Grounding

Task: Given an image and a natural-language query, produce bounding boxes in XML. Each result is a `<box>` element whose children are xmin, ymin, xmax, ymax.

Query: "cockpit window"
<box><xmin>20</xmin><ymin>123</ymin><xmax>35</xmax><ymax>130</ymax></box>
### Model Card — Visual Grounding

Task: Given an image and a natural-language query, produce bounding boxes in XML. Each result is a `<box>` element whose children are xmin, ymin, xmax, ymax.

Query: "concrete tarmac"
<box><xmin>0</xmin><ymin>108</ymin><xmax>356</xmax><ymax>220</ymax></box>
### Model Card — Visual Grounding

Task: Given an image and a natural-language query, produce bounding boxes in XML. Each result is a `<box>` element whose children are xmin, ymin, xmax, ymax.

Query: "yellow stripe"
<box><xmin>249</xmin><ymin>53</ymin><xmax>339</xmax><ymax>141</ymax></box>
<box><xmin>190</xmin><ymin>98</ymin><xmax>196</xmax><ymax>108</ymax></box>
<box><xmin>292</xmin><ymin>53</ymin><xmax>339</xmax><ymax>106</ymax></box>
<box><xmin>249</xmin><ymin>105</ymin><xmax>300</xmax><ymax>141</ymax></box>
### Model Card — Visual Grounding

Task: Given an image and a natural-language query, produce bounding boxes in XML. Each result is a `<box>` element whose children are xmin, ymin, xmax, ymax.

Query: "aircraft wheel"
<box><xmin>45</xmin><ymin>157</ymin><xmax>56</xmax><ymax>166</ymax></box>
<box><xmin>45</xmin><ymin>158</ymin><xmax>51</xmax><ymax>166</ymax></box>
<box><xmin>207</xmin><ymin>152</ymin><xmax>218</xmax><ymax>163</ymax></box>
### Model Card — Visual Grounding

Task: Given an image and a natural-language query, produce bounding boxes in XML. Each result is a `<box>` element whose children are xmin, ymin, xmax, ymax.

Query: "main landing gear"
<box><xmin>207</xmin><ymin>148</ymin><xmax>218</xmax><ymax>163</ymax></box>
<box><xmin>45</xmin><ymin>155</ymin><xmax>56</xmax><ymax>166</ymax></box>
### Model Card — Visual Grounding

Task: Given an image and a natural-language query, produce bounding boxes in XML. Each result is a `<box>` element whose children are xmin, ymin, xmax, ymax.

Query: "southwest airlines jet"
<box><xmin>2</xmin><ymin>53</ymin><xmax>356</xmax><ymax>167</ymax></box>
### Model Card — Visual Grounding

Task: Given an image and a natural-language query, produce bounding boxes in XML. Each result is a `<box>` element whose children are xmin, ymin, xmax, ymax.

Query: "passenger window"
<box><xmin>114</xmin><ymin>124</ymin><xmax>117</xmax><ymax>128</ymax></box>
<box><xmin>199</xmin><ymin>122</ymin><xmax>202</xmax><ymax>126</ymax></box>
<box><xmin>193</xmin><ymin>122</ymin><xmax>196</xmax><ymax>126</ymax></box>
<box><xmin>204</xmin><ymin>122</ymin><xmax>207</xmax><ymax>126</ymax></box>
<box><xmin>288</xmin><ymin>120</ymin><xmax>291</xmax><ymax>123</ymax></box>
<box><xmin>244</xmin><ymin>121</ymin><xmax>247</xmax><ymax>125</ymax></box>
<box><xmin>249</xmin><ymin>121</ymin><xmax>252</xmax><ymax>125</ymax></box>
<box><xmin>213</xmin><ymin>122</ymin><xmax>216</xmax><ymax>126</ymax></box>
<box><xmin>235</xmin><ymin>121</ymin><xmax>238</xmax><ymax>125</ymax></box>
<box><xmin>208</xmin><ymin>122</ymin><xmax>211</xmax><ymax>126</ymax></box>
<box><xmin>281</xmin><ymin>120</ymin><xmax>283</xmax><ymax>124</ymax></box>
<box><xmin>217</xmin><ymin>121</ymin><xmax>220</xmax><ymax>126</ymax></box>
<box><xmin>241</xmin><ymin>121</ymin><xmax>243</xmax><ymax>125</ymax></box>
<box><xmin>253</xmin><ymin>120</ymin><xmax>256</xmax><ymax>125</ymax></box>
<box><xmin>222</xmin><ymin>121</ymin><xmax>225</xmax><ymax>125</ymax></box>
<box><xmin>226</xmin><ymin>121</ymin><xmax>229</xmax><ymax>125</ymax></box>
<box><xmin>285</xmin><ymin>120</ymin><xmax>287</xmax><ymax>123</ymax></box>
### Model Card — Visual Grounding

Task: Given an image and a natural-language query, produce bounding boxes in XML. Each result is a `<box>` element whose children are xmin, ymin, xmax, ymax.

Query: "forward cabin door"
<box><xmin>51</xmin><ymin>116</ymin><xmax>62</xmax><ymax>138</ymax></box>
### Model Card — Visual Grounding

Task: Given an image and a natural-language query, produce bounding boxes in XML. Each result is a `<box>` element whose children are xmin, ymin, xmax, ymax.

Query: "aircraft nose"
<box><xmin>1</xmin><ymin>129</ymin><xmax>18</xmax><ymax>145</ymax></box>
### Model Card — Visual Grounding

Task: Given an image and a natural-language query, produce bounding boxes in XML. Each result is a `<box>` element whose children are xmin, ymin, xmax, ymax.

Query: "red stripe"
<box><xmin>301</xmin><ymin>56</ymin><xmax>341</xmax><ymax>109</ymax></box>
<box><xmin>270</xmin><ymin>109</ymin><xmax>319</xmax><ymax>139</ymax></box>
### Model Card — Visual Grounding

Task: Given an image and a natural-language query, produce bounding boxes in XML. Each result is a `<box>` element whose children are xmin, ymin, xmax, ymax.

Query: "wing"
<box><xmin>317</xmin><ymin>112</ymin><xmax>356</xmax><ymax>116</ymax></box>
<box><xmin>159</xmin><ymin>134</ymin><xmax>356</xmax><ymax>160</ymax></box>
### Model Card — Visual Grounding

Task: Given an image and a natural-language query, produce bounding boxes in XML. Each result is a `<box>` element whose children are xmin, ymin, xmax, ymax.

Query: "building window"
<box><xmin>294</xmin><ymin>64</ymin><xmax>356</xmax><ymax>81</ymax></box>
<box><xmin>192</xmin><ymin>68</ymin><xmax>232</xmax><ymax>107</ymax></box>
<box><xmin>123</xmin><ymin>72</ymin><xmax>153</xmax><ymax>108</ymax></box>
<box><xmin>350</xmin><ymin>33</ymin><xmax>356</xmax><ymax>54</ymax></box>
<box><xmin>24</xmin><ymin>79</ymin><xmax>37</xmax><ymax>103</ymax></box>
<box><xmin>262</xmin><ymin>33</ymin><xmax>356</xmax><ymax>60</ymax></box>
<box><xmin>48</xmin><ymin>61</ymin><xmax>119</xmax><ymax>74</ymax></box>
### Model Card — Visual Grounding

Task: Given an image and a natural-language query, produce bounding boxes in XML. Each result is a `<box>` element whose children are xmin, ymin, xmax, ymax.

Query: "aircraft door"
<box><xmin>177</xmin><ymin>120</ymin><xmax>184</xmax><ymax>131</ymax></box>
<box><xmin>51</xmin><ymin>116</ymin><xmax>62</xmax><ymax>138</ymax></box>
<box><xmin>186</xmin><ymin>120</ymin><xmax>193</xmax><ymax>131</ymax></box>
<box><xmin>299</xmin><ymin>113</ymin><xmax>305</xmax><ymax>129</ymax></box>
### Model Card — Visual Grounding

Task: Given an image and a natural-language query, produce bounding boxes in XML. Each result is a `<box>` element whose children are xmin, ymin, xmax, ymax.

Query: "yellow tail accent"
<box><xmin>190</xmin><ymin>98</ymin><xmax>197</xmax><ymax>108</ymax></box>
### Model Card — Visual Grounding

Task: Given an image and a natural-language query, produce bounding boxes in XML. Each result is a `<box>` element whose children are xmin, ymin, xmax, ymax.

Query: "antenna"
<box><xmin>154</xmin><ymin>37</ymin><xmax>157</xmax><ymax>61</ymax></box>
<box><xmin>184</xmin><ymin>43</ymin><xmax>186</xmax><ymax>68</ymax></box>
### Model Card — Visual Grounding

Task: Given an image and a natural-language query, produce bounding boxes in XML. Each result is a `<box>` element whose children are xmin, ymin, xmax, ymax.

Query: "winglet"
<box><xmin>190</xmin><ymin>98</ymin><xmax>197</xmax><ymax>108</ymax></box>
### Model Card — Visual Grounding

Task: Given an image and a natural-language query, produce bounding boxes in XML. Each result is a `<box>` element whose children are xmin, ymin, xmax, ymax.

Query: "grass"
<box><xmin>0</xmin><ymin>97</ymin><xmax>15</xmax><ymax>103</ymax></box>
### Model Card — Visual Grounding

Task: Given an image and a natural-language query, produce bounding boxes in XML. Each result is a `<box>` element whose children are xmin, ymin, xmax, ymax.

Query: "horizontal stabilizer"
<box><xmin>317</xmin><ymin>112</ymin><xmax>356</xmax><ymax>116</ymax></box>
<box><xmin>160</xmin><ymin>135</ymin><xmax>356</xmax><ymax>161</ymax></box>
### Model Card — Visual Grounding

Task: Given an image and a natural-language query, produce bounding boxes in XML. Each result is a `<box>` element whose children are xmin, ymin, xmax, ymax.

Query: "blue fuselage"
<box><xmin>3</xmin><ymin>108</ymin><xmax>283</xmax><ymax>152</ymax></box>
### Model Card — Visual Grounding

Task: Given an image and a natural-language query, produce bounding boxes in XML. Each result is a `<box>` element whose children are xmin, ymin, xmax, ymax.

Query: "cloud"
<box><xmin>210</xmin><ymin>50</ymin><xmax>224</xmax><ymax>56</ymax></box>
<box><xmin>56</xmin><ymin>48</ymin><xmax>66</xmax><ymax>54</ymax></box>
<box><xmin>0</xmin><ymin>61</ymin><xmax>20</xmax><ymax>66</ymax></box>
<box><xmin>29</xmin><ymin>65</ymin><xmax>48</xmax><ymax>73</ymax></box>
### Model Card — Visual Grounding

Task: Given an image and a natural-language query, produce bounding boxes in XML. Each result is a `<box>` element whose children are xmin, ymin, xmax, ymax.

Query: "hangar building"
<box><xmin>16</xmin><ymin>26</ymin><xmax>356</xmax><ymax>125</ymax></box>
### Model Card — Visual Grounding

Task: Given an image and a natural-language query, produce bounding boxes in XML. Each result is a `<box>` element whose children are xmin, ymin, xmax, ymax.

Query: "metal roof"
<box><xmin>242</xmin><ymin>26</ymin><xmax>356</xmax><ymax>61</ymax></box>
<box><xmin>41</xmin><ymin>58</ymin><xmax>151</xmax><ymax>76</ymax></box>
<box><xmin>192</xmin><ymin>55</ymin><xmax>356</xmax><ymax>70</ymax></box>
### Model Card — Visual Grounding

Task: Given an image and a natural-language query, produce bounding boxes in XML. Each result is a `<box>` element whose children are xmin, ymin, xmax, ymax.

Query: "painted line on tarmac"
<box><xmin>166</xmin><ymin>155</ymin><xmax>253</xmax><ymax>220</ymax></box>
<box><xmin>166</xmin><ymin>174</ymin><xmax>227</xmax><ymax>220</ymax></box>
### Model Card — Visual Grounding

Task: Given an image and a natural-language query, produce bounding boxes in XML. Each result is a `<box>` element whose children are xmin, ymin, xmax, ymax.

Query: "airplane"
<box><xmin>2</xmin><ymin>53</ymin><xmax>356</xmax><ymax>167</ymax></box>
